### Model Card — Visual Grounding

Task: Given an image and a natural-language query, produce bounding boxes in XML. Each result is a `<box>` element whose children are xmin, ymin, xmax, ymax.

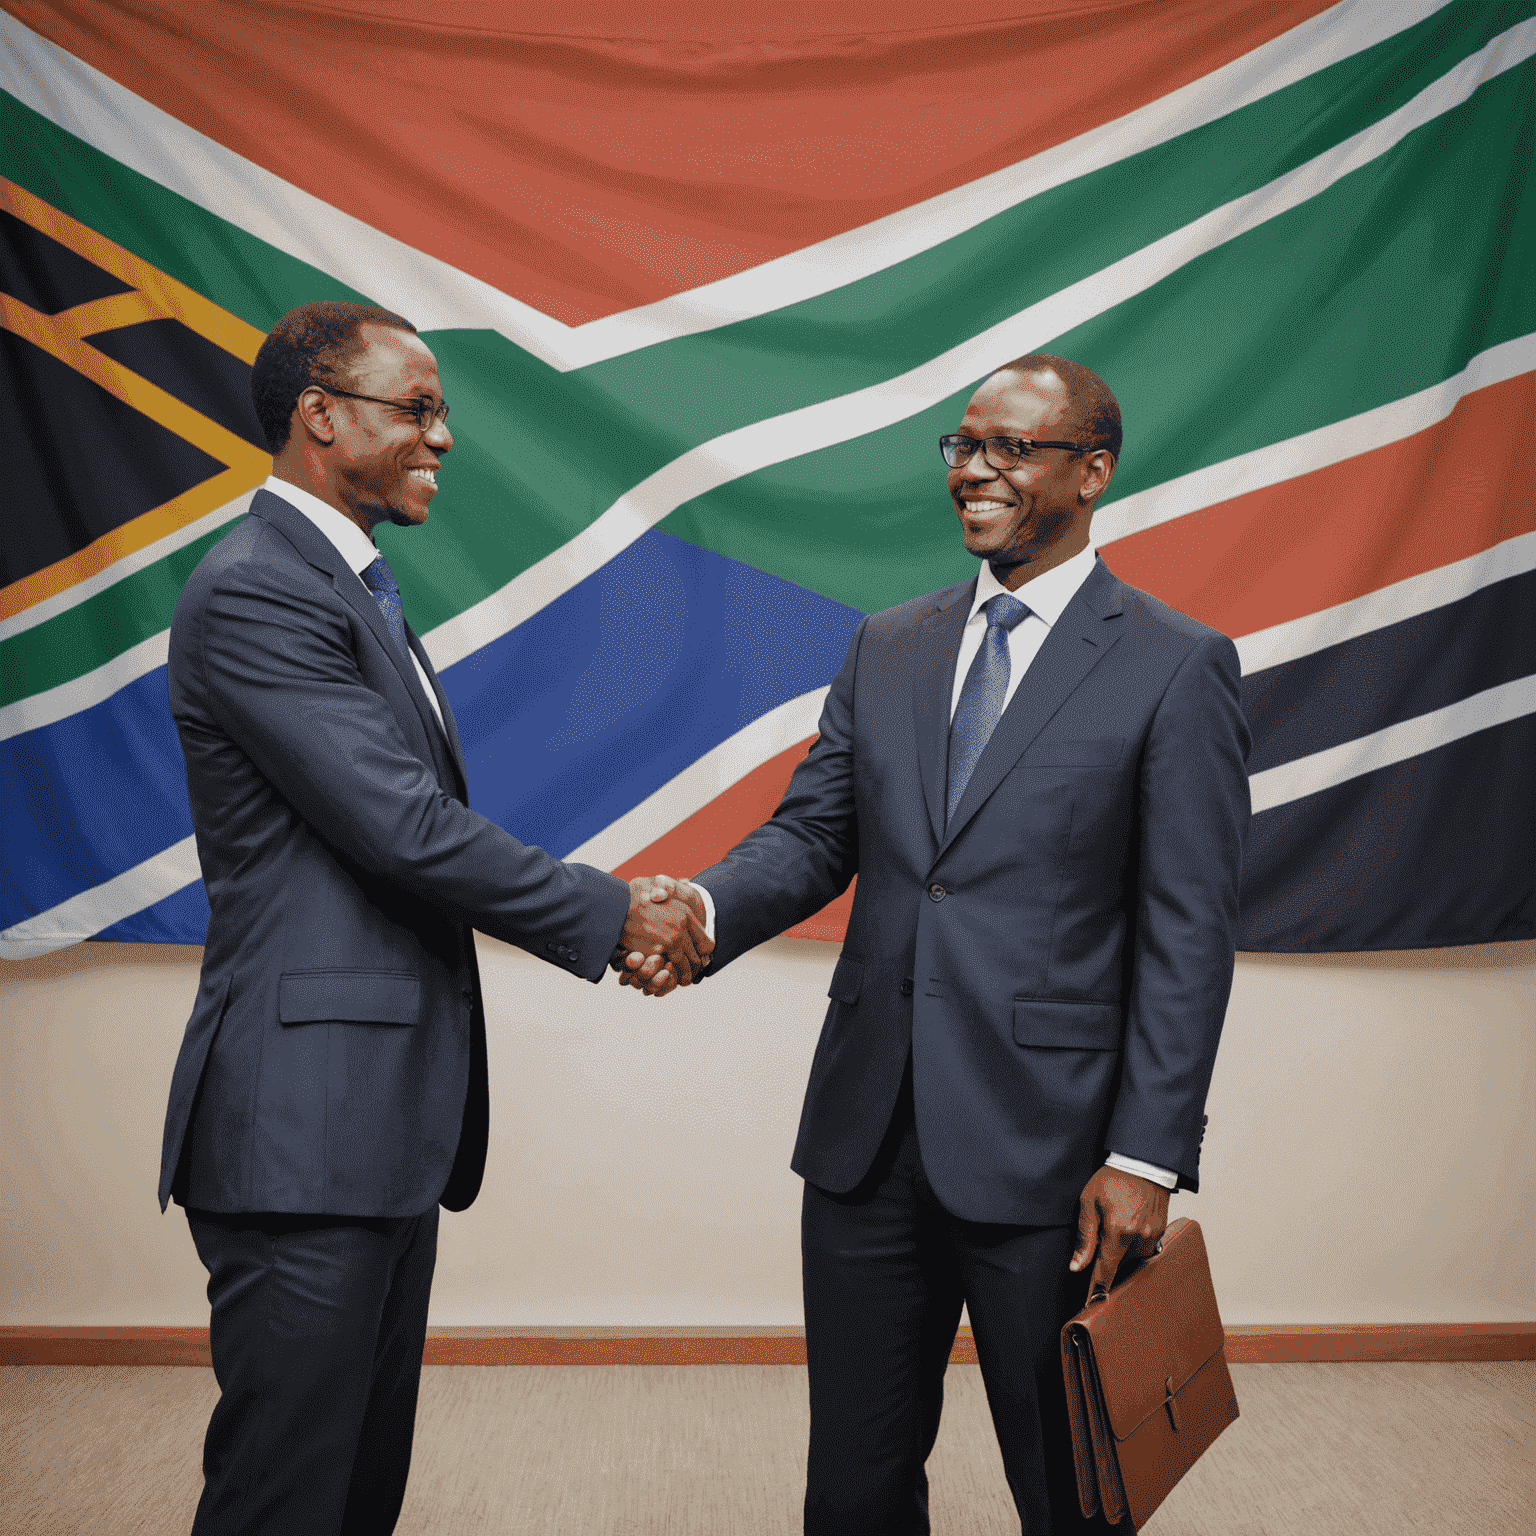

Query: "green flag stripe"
<box><xmin>658</xmin><ymin>55</ymin><xmax>1534</xmax><ymax>616</ymax></box>
<box><xmin>0</xmin><ymin>522</ymin><xmax>236</xmax><ymax>709</ymax></box>
<box><xmin>417</xmin><ymin>28</ymin><xmax>1532</xmax><ymax>661</ymax></box>
<box><xmin>0</xmin><ymin>7</ymin><xmax>1525</xmax><ymax>700</ymax></box>
<box><xmin>571</xmin><ymin>2</ymin><xmax>1519</xmax><ymax>454</ymax></box>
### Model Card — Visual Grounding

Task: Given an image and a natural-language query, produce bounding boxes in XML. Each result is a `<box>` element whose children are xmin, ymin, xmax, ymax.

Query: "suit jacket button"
<box><xmin>569</xmin><ymin>953</ymin><xmax>580</xmax><ymax>965</ymax></box>
<box><xmin>545</xmin><ymin>941</ymin><xmax>558</xmax><ymax>952</ymax></box>
<box><xmin>928</xmin><ymin>883</ymin><xmax>946</xmax><ymax>901</ymax></box>
<box><xmin>900</xmin><ymin>978</ymin><xmax>913</xmax><ymax>997</ymax></box>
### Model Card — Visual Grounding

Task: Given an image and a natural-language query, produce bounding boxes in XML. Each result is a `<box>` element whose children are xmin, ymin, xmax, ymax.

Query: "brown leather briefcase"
<box><xmin>1060</xmin><ymin>1216</ymin><xmax>1239</xmax><ymax>1529</ymax></box>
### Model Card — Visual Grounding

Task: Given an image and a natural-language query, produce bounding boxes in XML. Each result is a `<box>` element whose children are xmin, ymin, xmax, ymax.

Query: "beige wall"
<box><xmin>2</xmin><ymin>937</ymin><xmax>1531</xmax><ymax>1328</ymax></box>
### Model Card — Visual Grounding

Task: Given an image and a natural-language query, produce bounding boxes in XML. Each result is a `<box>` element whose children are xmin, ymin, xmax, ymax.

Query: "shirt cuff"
<box><xmin>1105</xmin><ymin>1152</ymin><xmax>1178</xmax><ymax>1189</ymax></box>
<box><xmin>690</xmin><ymin>880</ymin><xmax>716</xmax><ymax>944</ymax></box>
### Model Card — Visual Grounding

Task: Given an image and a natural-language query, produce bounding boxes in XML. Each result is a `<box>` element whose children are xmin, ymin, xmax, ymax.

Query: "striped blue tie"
<box><xmin>361</xmin><ymin>554</ymin><xmax>409</xmax><ymax>657</ymax></box>
<box><xmin>947</xmin><ymin>593</ymin><xmax>1030</xmax><ymax>825</ymax></box>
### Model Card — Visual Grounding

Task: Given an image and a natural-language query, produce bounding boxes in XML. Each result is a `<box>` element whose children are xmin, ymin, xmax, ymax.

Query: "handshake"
<box><xmin>609</xmin><ymin>874</ymin><xmax>712</xmax><ymax>997</ymax></box>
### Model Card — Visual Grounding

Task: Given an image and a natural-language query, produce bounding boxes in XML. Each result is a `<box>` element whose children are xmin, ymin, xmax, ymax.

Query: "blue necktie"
<box><xmin>360</xmin><ymin>554</ymin><xmax>409</xmax><ymax>657</ymax></box>
<box><xmin>947</xmin><ymin>593</ymin><xmax>1030</xmax><ymax>825</ymax></box>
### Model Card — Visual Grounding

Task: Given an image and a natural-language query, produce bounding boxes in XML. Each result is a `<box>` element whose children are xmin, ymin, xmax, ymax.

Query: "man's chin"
<box><xmin>380</xmin><ymin>503</ymin><xmax>427</xmax><ymax>529</ymax></box>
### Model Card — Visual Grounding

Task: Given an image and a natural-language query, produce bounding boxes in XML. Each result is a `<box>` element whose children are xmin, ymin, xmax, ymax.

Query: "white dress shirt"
<box><xmin>950</xmin><ymin>542</ymin><xmax>1097</xmax><ymax>720</ymax></box>
<box><xmin>261</xmin><ymin>475</ymin><xmax>445</xmax><ymax>734</ymax></box>
<box><xmin>695</xmin><ymin>545</ymin><xmax>1178</xmax><ymax>1191</ymax></box>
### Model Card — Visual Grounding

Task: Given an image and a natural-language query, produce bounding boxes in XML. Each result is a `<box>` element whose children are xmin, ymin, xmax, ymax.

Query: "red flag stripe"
<box><xmin>1102</xmin><ymin>368</ymin><xmax>1536</xmax><ymax>639</ymax></box>
<box><xmin>8</xmin><ymin>0</ymin><xmax>1339</xmax><ymax>326</ymax></box>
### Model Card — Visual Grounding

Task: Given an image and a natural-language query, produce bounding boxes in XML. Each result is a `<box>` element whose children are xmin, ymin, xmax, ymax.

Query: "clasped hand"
<box><xmin>609</xmin><ymin>875</ymin><xmax>711</xmax><ymax>998</ymax></box>
<box><xmin>1069</xmin><ymin>1165</ymin><xmax>1170</xmax><ymax>1295</ymax></box>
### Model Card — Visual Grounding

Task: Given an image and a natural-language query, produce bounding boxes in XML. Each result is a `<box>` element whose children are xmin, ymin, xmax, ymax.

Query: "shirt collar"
<box><xmin>262</xmin><ymin>474</ymin><xmax>379</xmax><ymax>578</ymax></box>
<box><xmin>967</xmin><ymin>541</ymin><xmax>1098</xmax><ymax>626</ymax></box>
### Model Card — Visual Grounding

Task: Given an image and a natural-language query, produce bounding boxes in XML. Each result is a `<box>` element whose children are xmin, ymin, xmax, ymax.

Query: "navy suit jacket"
<box><xmin>158</xmin><ymin>488</ymin><xmax>630</xmax><ymax>1218</ymax></box>
<box><xmin>696</xmin><ymin>557</ymin><xmax>1251</xmax><ymax>1226</ymax></box>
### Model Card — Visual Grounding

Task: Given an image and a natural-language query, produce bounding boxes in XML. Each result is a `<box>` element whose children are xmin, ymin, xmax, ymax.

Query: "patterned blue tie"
<box><xmin>360</xmin><ymin>554</ymin><xmax>409</xmax><ymax>657</ymax></box>
<box><xmin>947</xmin><ymin>593</ymin><xmax>1030</xmax><ymax>825</ymax></box>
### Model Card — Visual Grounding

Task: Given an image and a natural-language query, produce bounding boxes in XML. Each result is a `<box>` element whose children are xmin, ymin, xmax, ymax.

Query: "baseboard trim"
<box><xmin>2</xmin><ymin>1321</ymin><xmax>1531</xmax><ymax>1367</ymax></box>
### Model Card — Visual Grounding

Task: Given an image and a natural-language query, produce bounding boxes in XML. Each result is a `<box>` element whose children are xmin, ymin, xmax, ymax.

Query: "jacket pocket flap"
<box><xmin>1013</xmin><ymin>999</ymin><xmax>1122</xmax><ymax>1049</ymax></box>
<box><xmin>1022</xmin><ymin>737</ymin><xmax>1124</xmax><ymax>768</ymax></box>
<box><xmin>828</xmin><ymin>956</ymin><xmax>865</xmax><ymax>1005</ymax></box>
<box><xmin>279</xmin><ymin>970</ymin><xmax>420</xmax><ymax>1025</ymax></box>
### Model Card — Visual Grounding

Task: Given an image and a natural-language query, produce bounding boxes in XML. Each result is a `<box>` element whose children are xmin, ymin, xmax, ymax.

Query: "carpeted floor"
<box><xmin>1</xmin><ymin>1360</ymin><xmax>1531</xmax><ymax>1533</ymax></box>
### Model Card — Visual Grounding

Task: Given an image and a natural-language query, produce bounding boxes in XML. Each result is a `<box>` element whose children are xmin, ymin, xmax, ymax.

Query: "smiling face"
<box><xmin>325</xmin><ymin>324</ymin><xmax>452</xmax><ymax>532</ymax></box>
<box><xmin>948</xmin><ymin>367</ymin><xmax>1113</xmax><ymax>585</ymax></box>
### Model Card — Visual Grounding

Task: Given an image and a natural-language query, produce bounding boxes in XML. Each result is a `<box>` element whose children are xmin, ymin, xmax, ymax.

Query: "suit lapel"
<box><xmin>914</xmin><ymin>578</ymin><xmax>977</xmax><ymax>847</ymax></box>
<box><xmin>409</xmin><ymin>630</ymin><xmax>469</xmax><ymax>798</ymax></box>
<box><xmin>938</xmin><ymin>559</ymin><xmax>1126</xmax><ymax>856</ymax></box>
<box><xmin>249</xmin><ymin>490</ymin><xmax>458</xmax><ymax>787</ymax></box>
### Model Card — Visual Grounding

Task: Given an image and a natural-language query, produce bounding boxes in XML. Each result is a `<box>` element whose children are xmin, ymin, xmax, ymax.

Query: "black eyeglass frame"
<box><xmin>316</xmin><ymin>384</ymin><xmax>450</xmax><ymax>432</ymax></box>
<box><xmin>939</xmin><ymin>433</ymin><xmax>1096</xmax><ymax>470</ymax></box>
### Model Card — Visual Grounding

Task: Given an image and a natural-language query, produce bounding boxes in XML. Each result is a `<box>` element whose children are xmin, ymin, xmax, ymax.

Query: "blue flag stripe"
<box><xmin>0</xmin><ymin>529</ymin><xmax>862</xmax><ymax>930</ymax></box>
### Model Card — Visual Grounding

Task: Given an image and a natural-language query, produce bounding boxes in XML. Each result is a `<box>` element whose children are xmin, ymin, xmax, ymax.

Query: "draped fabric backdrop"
<box><xmin>2</xmin><ymin>0</ymin><xmax>1532</xmax><ymax>960</ymax></box>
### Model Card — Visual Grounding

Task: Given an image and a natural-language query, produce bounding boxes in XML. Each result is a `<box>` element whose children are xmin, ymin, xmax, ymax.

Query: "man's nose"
<box><xmin>959</xmin><ymin>444</ymin><xmax>996</xmax><ymax>477</ymax></box>
<box><xmin>424</xmin><ymin>417</ymin><xmax>453</xmax><ymax>451</ymax></box>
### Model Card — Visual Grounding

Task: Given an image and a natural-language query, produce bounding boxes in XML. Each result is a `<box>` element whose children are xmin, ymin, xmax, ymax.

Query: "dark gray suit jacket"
<box><xmin>696</xmin><ymin>557</ymin><xmax>1250</xmax><ymax>1226</ymax></box>
<box><xmin>158</xmin><ymin>488</ymin><xmax>630</xmax><ymax>1218</ymax></box>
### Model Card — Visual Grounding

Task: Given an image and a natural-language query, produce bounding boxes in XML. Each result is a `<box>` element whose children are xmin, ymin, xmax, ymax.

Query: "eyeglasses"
<box><xmin>939</xmin><ymin>433</ymin><xmax>1091</xmax><ymax>470</ymax></box>
<box><xmin>318</xmin><ymin>385</ymin><xmax>450</xmax><ymax>432</ymax></box>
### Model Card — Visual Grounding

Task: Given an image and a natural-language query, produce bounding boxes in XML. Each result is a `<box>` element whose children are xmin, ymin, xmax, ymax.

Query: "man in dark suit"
<box><xmin>630</xmin><ymin>355</ymin><xmax>1249</xmax><ymax>1534</ymax></box>
<box><xmin>160</xmin><ymin>300</ymin><xmax>709</xmax><ymax>1535</ymax></box>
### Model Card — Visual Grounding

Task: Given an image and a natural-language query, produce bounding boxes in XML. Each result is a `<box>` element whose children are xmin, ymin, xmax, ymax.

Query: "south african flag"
<box><xmin>3</xmin><ymin>0</ymin><xmax>1532</xmax><ymax>958</ymax></box>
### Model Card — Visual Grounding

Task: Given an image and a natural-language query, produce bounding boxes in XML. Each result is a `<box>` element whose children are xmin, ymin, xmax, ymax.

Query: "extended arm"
<box><xmin>190</xmin><ymin>562</ymin><xmax>656</xmax><ymax>976</ymax></box>
<box><xmin>685</xmin><ymin>617</ymin><xmax>865</xmax><ymax>969</ymax></box>
<box><xmin>612</xmin><ymin>617</ymin><xmax>868</xmax><ymax>994</ymax></box>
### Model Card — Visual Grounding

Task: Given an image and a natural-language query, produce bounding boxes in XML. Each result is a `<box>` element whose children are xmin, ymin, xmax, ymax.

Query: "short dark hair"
<box><xmin>250</xmin><ymin>300</ymin><xmax>418</xmax><ymax>452</ymax></box>
<box><xmin>994</xmin><ymin>353</ymin><xmax>1122</xmax><ymax>461</ymax></box>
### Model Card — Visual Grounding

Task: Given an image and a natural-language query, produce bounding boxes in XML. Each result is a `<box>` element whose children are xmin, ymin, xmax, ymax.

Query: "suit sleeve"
<box><xmin>693</xmin><ymin>617</ymin><xmax>866</xmax><ymax>970</ymax></box>
<box><xmin>1103</xmin><ymin>631</ymin><xmax>1251</xmax><ymax>1191</ymax></box>
<box><xmin>189</xmin><ymin>561</ymin><xmax>629</xmax><ymax>978</ymax></box>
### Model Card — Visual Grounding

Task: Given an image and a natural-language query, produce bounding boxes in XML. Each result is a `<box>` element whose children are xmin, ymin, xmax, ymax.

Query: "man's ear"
<box><xmin>294</xmin><ymin>386</ymin><xmax>336</xmax><ymax>446</ymax></box>
<box><xmin>1080</xmin><ymin>449</ymin><xmax>1115</xmax><ymax>504</ymax></box>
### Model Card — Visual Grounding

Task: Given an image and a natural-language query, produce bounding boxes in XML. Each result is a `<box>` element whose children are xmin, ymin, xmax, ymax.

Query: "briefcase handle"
<box><xmin>1087</xmin><ymin>1233</ymin><xmax>1164</xmax><ymax>1306</ymax></box>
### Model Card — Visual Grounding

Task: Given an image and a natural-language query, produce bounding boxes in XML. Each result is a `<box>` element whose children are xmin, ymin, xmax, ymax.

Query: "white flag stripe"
<box><xmin>1</xmin><ymin>627</ymin><xmax>170</xmax><ymax>741</ymax></box>
<box><xmin>7</xmin><ymin>345</ymin><xmax>1531</xmax><ymax>740</ymax></box>
<box><xmin>1236</xmin><ymin>531</ymin><xmax>1536</xmax><ymax>677</ymax></box>
<box><xmin>0</xmin><ymin>2</ymin><xmax>1448</xmax><ymax>372</ymax></box>
<box><xmin>424</xmin><ymin>24</ymin><xmax>1536</xmax><ymax>671</ymax></box>
<box><xmin>564</xmin><ymin>689</ymin><xmax>831</xmax><ymax>873</ymax></box>
<box><xmin>0</xmin><ymin>488</ymin><xmax>255</xmax><ymax>646</ymax></box>
<box><xmin>0</xmin><ymin>833</ymin><xmax>201</xmax><ymax>959</ymax></box>
<box><xmin>1248</xmin><ymin>675</ymin><xmax>1536</xmax><ymax>816</ymax></box>
<box><xmin>556</xmin><ymin>0</ymin><xmax>1451</xmax><ymax>360</ymax></box>
<box><xmin>1095</xmin><ymin>338</ymin><xmax>1536</xmax><ymax>547</ymax></box>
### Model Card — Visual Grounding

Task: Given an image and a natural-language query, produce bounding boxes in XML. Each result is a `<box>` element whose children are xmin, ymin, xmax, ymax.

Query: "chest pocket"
<box><xmin>1020</xmin><ymin>738</ymin><xmax>1125</xmax><ymax>769</ymax></box>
